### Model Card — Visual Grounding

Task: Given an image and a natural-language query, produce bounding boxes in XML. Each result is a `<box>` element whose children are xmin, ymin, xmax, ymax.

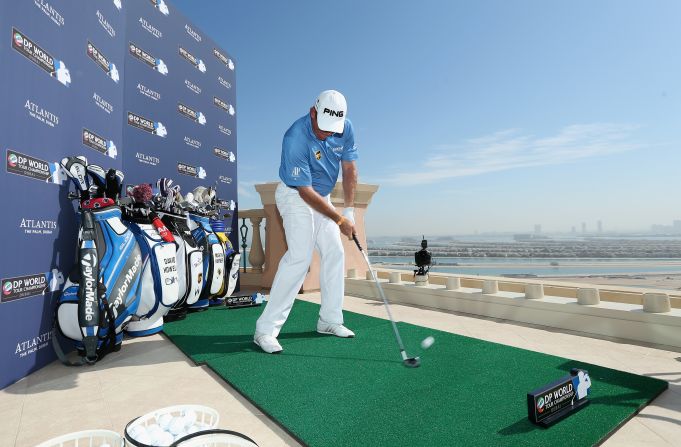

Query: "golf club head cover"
<box><xmin>60</xmin><ymin>156</ymin><xmax>90</xmax><ymax>194</ymax></box>
<box><xmin>56</xmin><ymin>206</ymin><xmax>143</xmax><ymax>362</ymax></box>
<box><xmin>86</xmin><ymin>164</ymin><xmax>107</xmax><ymax>194</ymax></box>
<box><xmin>106</xmin><ymin>169</ymin><xmax>124</xmax><ymax>200</ymax></box>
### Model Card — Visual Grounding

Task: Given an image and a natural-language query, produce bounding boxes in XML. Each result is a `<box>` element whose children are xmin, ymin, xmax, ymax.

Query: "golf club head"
<box><xmin>403</xmin><ymin>357</ymin><xmax>421</xmax><ymax>368</ymax></box>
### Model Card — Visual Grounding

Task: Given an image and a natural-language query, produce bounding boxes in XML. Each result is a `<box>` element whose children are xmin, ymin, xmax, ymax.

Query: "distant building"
<box><xmin>571</xmin><ymin>226</ymin><xmax>576</xmax><ymax>234</ymax></box>
<box><xmin>597</xmin><ymin>220</ymin><xmax>603</xmax><ymax>234</ymax></box>
<box><xmin>674</xmin><ymin>220</ymin><xmax>681</xmax><ymax>234</ymax></box>
<box><xmin>534</xmin><ymin>224</ymin><xmax>541</xmax><ymax>234</ymax></box>
<box><xmin>581</xmin><ymin>222</ymin><xmax>586</xmax><ymax>234</ymax></box>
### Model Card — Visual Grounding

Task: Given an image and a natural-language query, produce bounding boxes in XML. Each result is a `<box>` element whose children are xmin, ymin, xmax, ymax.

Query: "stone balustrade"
<box><xmin>345</xmin><ymin>269</ymin><xmax>681</xmax><ymax>349</ymax></box>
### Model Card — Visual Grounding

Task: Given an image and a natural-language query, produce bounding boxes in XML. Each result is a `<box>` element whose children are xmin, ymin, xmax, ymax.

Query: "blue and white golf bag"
<box><xmin>159</xmin><ymin>211</ymin><xmax>204</xmax><ymax>321</ymax></box>
<box><xmin>123</xmin><ymin>206</ymin><xmax>181</xmax><ymax>336</ymax></box>
<box><xmin>187</xmin><ymin>212</ymin><xmax>225</xmax><ymax>310</ymax></box>
<box><xmin>55</xmin><ymin>157</ymin><xmax>142</xmax><ymax>364</ymax></box>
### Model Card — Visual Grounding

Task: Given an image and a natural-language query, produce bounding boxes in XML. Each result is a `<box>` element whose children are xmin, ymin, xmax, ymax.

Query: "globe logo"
<box><xmin>7</xmin><ymin>153</ymin><xmax>18</xmax><ymax>168</ymax></box>
<box><xmin>3</xmin><ymin>281</ymin><xmax>12</xmax><ymax>296</ymax></box>
<box><xmin>14</xmin><ymin>33</ymin><xmax>23</xmax><ymax>47</ymax></box>
<box><xmin>536</xmin><ymin>397</ymin><xmax>545</xmax><ymax>413</ymax></box>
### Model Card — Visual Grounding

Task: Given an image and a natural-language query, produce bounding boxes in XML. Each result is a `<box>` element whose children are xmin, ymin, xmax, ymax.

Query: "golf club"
<box><xmin>352</xmin><ymin>234</ymin><xmax>421</xmax><ymax>368</ymax></box>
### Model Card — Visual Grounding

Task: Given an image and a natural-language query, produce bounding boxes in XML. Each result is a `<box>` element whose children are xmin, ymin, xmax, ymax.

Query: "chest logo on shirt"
<box><xmin>315</xmin><ymin>150</ymin><xmax>322</xmax><ymax>161</ymax></box>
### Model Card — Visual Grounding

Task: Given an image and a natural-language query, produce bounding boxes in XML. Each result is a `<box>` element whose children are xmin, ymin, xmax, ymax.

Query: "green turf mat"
<box><xmin>164</xmin><ymin>301</ymin><xmax>667</xmax><ymax>447</ymax></box>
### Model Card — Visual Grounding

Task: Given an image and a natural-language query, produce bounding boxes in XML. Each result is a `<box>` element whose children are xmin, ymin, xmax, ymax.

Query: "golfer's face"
<box><xmin>311</xmin><ymin>108</ymin><xmax>334</xmax><ymax>140</ymax></box>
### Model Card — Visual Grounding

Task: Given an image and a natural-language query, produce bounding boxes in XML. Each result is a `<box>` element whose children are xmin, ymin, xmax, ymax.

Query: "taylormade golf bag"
<box><xmin>123</xmin><ymin>185</ymin><xmax>181</xmax><ymax>336</ymax></box>
<box><xmin>187</xmin><ymin>212</ymin><xmax>225</xmax><ymax>310</ymax></box>
<box><xmin>210</xmin><ymin>218</ymin><xmax>241</xmax><ymax>301</ymax></box>
<box><xmin>55</xmin><ymin>156</ymin><xmax>142</xmax><ymax>364</ymax></box>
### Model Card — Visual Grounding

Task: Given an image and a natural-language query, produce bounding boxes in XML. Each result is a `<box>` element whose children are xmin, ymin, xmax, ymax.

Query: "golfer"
<box><xmin>254</xmin><ymin>90</ymin><xmax>358</xmax><ymax>353</ymax></box>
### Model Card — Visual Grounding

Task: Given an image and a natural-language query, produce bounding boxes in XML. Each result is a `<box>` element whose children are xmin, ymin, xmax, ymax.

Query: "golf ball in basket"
<box><xmin>421</xmin><ymin>336</ymin><xmax>435</xmax><ymax>349</ymax></box>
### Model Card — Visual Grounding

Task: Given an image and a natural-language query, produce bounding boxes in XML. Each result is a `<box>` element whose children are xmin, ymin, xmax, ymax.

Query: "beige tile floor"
<box><xmin>2</xmin><ymin>293</ymin><xmax>680</xmax><ymax>446</ymax></box>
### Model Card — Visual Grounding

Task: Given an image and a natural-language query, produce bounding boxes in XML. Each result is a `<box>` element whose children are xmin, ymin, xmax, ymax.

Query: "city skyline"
<box><xmin>173</xmin><ymin>1</ymin><xmax>681</xmax><ymax>236</ymax></box>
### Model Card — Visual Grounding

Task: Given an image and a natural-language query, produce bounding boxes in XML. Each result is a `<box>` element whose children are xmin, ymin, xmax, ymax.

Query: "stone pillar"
<box><xmin>389</xmin><ymin>272</ymin><xmax>402</xmax><ymax>284</ymax></box>
<box><xmin>366</xmin><ymin>270</ymin><xmax>376</xmax><ymax>280</ymax></box>
<box><xmin>248</xmin><ymin>216</ymin><xmax>265</xmax><ymax>272</ymax></box>
<box><xmin>643</xmin><ymin>293</ymin><xmax>671</xmax><ymax>313</ymax></box>
<box><xmin>525</xmin><ymin>284</ymin><xmax>544</xmax><ymax>300</ymax></box>
<box><xmin>255</xmin><ymin>181</ymin><xmax>379</xmax><ymax>292</ymax></box>
<box><xmin>347</xmin><ymin>268</ymin><xmax>358</xmax><ymax>279</ymax></box>
<box><xmin>577</xmin><ymin>288</ymin><xmax>600</xmax><ymax>305</ymax></box>
<box><xmin>482</xmin><ymin>280</ymin><xmax>499</xmax><ymax>294</ymax></box>
<box><xmin>446</xmin><ymin>277</ymin><xmax>461</xmax><ymax>290</ymax></box>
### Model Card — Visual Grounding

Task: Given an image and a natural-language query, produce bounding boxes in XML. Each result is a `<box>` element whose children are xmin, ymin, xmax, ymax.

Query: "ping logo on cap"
<box><xmin>323</xmin><ymin>108</ymin><xmax>344</xmax><ymax>118</ymax></box>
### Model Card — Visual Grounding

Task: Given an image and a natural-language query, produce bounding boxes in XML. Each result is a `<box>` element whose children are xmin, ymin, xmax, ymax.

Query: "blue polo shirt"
<box><xmin>278</xmin><ymin>114</ymin><xmax>358</xmax><ymax>196</ymax></box>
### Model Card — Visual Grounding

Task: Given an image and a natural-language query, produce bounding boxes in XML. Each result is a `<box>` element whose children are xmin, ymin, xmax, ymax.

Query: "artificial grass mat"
<box><xmin>163</xmin><ymin>300</ymin><xmax>667</xmax><ymax>447</ymax></box>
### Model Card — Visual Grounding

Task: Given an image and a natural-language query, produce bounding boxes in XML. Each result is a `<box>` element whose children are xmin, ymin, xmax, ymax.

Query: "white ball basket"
<box><xmin>172</xmin><ymin>429</ymin><xmax>258</xmax><ymax>447</ymax></box>
<box><xmin>35</xmin><ymin>429</ymin><xmax>124</xmax><ymax>447</ymax></box>
<box><xmin>125</xmin><ymin>405</ymin><xmax>219</xmax><ymax>447</ymax></box>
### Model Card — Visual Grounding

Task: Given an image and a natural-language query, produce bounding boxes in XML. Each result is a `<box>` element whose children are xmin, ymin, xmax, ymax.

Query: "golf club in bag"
<box><xmin>122</xmin><ymin>183</ymin><xmax>181</xmax><ymax>336</ymax></box>
<box><xmin>352</xmin><ymin>234</ymin><xmax>420</xmax><ymax>368</ymax></box>
<box><xmin>54</xmin><ymin>157</ymin><xmax>143</xmax><ymax>365</ymax></box>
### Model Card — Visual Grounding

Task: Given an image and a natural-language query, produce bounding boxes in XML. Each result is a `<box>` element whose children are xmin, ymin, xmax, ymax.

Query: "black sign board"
<box><xmin>527</xmin><ymin>368</ymin><xmax>592</xmax><ymax>427</ymax></box>
<box><xmin>225</xmin><ymin>293</ymin><xmax>261</xmax><ymax>309</ymax></box>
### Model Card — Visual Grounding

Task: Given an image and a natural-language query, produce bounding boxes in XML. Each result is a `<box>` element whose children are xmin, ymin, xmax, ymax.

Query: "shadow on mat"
<box><xmin>497</xmin><ymin>418</ymin><xmax>540</xmax><ymax>436</ymax></box>
<box><xmin>167</xmin><ymin>330</ymin><xmax>327</xmax><ymax>357</ymax></box>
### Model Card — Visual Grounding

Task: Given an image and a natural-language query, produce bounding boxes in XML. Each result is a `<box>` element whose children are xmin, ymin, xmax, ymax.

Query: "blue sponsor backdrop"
<box><xmin>0</xmin><ymin>0</ymin><xmax>238</xmax><ymax>390</ymax></box>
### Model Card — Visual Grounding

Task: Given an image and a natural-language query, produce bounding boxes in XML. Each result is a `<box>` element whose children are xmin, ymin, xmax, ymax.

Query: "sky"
<box><xmin>173</xmin><ymin>0</ymin><xmax>681</xmax><ymax>236</ymax></box>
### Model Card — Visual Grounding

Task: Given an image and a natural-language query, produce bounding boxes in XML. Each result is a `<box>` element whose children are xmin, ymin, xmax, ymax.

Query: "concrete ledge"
<box><xmin>345</xmin><ymin>277</ymin><xmax>681</xmax><ymax>349</ymax></box>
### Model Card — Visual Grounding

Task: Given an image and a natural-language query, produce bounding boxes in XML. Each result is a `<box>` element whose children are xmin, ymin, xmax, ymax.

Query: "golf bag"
<box><xmin>122</xmin><ymin>186</ymin><xmax>181</xmax><ymax>336</ymax></box>
<box><xmin>210</xmin><ymin>218</ymin><xmax>241</xmax><ymax>301</ymax></box>
<box><xmin>160</xmin><ymin>211</ymin><xmax>204</xmax><ymax>321</ymax></box>
<box><xmin>55</xmin><ymin>157</ymin><xmax>142</xmax><ymax>364</ymax></box>
<box><xmin>187</xmin><ymin>212</ymin><xmax>225</xmax><ymax>310</ymax></box>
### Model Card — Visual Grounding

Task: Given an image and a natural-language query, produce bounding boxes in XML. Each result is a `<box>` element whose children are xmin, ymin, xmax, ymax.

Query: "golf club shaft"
<box><xmin>353</xmin><ymin>235</ymin><xmax>408</xmax><ymax>358</ymax></box>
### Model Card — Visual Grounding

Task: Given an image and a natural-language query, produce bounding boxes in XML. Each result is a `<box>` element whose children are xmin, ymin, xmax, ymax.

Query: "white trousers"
<box><xmin>255</xmin><ymin>183</ymin><xmax>345</xmax><ymax>337</ymax></box>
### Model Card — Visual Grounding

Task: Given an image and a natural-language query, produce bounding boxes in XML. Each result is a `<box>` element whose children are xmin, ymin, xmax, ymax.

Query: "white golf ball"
<box><xmin>157</xmin><ymin>413</ymin><xmax>172</xmax><ymax>430</ymax></box>
<box><xmin>155</xmin><ymin>431</ymin><xmax>175</xmax><ymax>446</ymax></box>
<box><xmin>100</xmin><ymin>444</ymin><xmax>111</xmax><ymax>447</ymax></box>
<box><xmin>421</xmin><ymin>336</ymin><xmax>435</xmax><ymax>349</ymax></box>
<box><xmin>134</xmin><ymin>431</ymin><xmax>151</xmax><ymax>445</ymax></box>
<box><xmin>168</xmin><ymin>416</ymin><xmax>186</xmax><ymax>435</ymax></box>
<box><xmin>187</xmin><ymin>424</ymin><xmax>201</xmax><ymax>434</ymax></box>
<box><xmin>182</xmin><ymin>409</ymin><xmax>197</xmax><ymax>427</ymax></box>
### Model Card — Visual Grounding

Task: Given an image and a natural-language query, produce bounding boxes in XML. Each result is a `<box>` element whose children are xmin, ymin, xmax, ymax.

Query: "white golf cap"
<box><xmin>315</xmin><ymin>90</ymin><xmax>347</xmax><ymax>133</ymax></box>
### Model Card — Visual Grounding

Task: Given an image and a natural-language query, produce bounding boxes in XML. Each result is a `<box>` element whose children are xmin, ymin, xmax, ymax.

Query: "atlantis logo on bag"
<box><xmin>178</xmin><ymin>103</ymin><xmax>206</xmax><ymax>125</ymax></box>
<box><xmin>139</xmin><ymin>17</ymin><xmax>162</xmax><ymax>39</ymax></box>
<box><xmin>24</xmin><ymin>99</ymin><xmax>59</xmax><ymax>128</ymax></box>
<box><xmin>136</xmin><ymin>152</ymin><xmax>160</xmax><ymax>166</ymax></box>
<box><xmin>83</xmin><ymin>128</ymin><xmax>117</xmax><ymax>159</ymax></box>
<box><xmin>213</xmin><ymin>147</ymin><xmax>236</xmax><ymax>162</ymax></box>
<box><xmin>137</xmin><ymin>83</ymin><xmax>161</xmax><ymax>101</ymax></box>
<box><xmin>1</xmin><ymin>269</ymin><xmax>63</xmax><ymax>303</ymax></box>
<box><xmin>184</xmin><ymin>136</ymin><xmax>201</xmax><ymax>149</ymax></box>
<box><xmin>15</xmin><ymin>330</ymin><xmax>52</xmax><ymax>359</ymax></box>
<box><xmin>218</xmin><ymin>76</ymin><xmax>231</xmax><ymax>89</ymax></box>
<box><xmin>150</xmin><ymin>0</ymin><xmax>170</xmax><ymax>16</ymax></box>
<box><xmin>177</xmin><ymin>162</ymin><xmax>206</xmax><ymax>179</ymax></box>
<box><xmin>179</xmin><ymin>46</ymin><xmax>206</xmax><ymax>73</ymax></box>
<box><xmin>129</xmin><ymin>42</ymin><xmax>168</xmax><ymax>75</ymax></box>
<box><xmin>128</xmin><ymin>111</ymin><xmax>167</xmax><ymax>137</ymax></box>
<box><xmin>214</xmin><ymin>97</ymin><xmax>235</xmax><ymax>116</ymax></box>
<box><xmin>33</xmin><ymin>0</ymin><xmax>65</xmax><ymax>27</ymax></box>
<box><xmin>185</xmin><ymin>24</ymin><xmax>202</xmax><ymax>42</ymax></box>
<box><xmin>19</xmin><ymin>218</ymin><xmax>57</xmax><ymax>235</ymax></box>
<box><xmin>213</xmin><ymin>48</ymin><xmax>235</xmax><ymax>71</ymax></box>
<box><xmin>218</xmin><ymin>176</ymin><xmax>232</xmax><ymax>184</ymax></box>
<box><xmin>6</xmin><ymin>149</ymin><xmax>66</xmax><ymax>184</ymax></box>
<box><xmin>87</xmin><ymin>41</ymin><xmax>120</xmax><ymax>83</ymax></box>
<box><xmin>218</xmin><ymin>124</ymin><xmax>232</xmax><ymax>136</ymax></box>
<box><xmin>12</xmin><ymin>27</ymin><xmax>71</xmax><ymax>87</ymax></box>
<box><xmin>185</xmin><ymin>79</ymin><xmax>201</xmax><ymax>95</ymax></box>
<box><xmin>96</xmin><ymin>10</ymin><xmax>116</xmax><ymax>38</ymax></box>
<box><xmin>93</xmin><ymin>92</ymin><xmax>114</xmax><ymax>115</ymax></box>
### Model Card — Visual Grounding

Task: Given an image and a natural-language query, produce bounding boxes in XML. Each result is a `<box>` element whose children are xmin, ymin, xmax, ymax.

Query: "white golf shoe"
<box><xmin>254</xmin><ymin>333</ymin><xmax>283</xmax><ymax>354</ymax></box>
<box><xmin>317</xmin><ymin>320</ymin><xmax>355</xmax><ymax>338</ymax></box>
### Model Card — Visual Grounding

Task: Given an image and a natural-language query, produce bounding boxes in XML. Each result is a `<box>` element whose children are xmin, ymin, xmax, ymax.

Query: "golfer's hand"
<box><xmin>339</xmin><ymin>219</ymin><xmax>355</xmax><ymax>240</ymax></box>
